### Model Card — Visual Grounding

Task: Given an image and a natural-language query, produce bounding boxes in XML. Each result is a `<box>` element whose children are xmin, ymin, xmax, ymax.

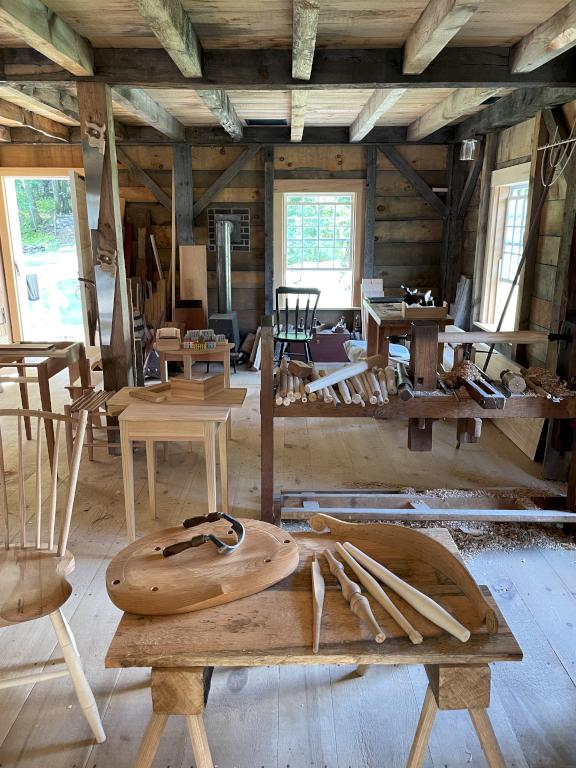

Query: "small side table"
<box><xmin>119</xmin><ymin>403</ymin><xmax>231</xmax><ymax>542</ymax></box>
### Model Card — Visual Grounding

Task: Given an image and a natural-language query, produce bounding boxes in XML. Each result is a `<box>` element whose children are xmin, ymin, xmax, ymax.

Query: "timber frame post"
<box><xmin>440</xmin><ymin>144</ymin><xmax>468</xmax><ymax>304</ymax></box>
<box><xmin>264</xmin><ymin>147</ymin><xmax>274</xmax><ymax>316</ymax></box>
<box><xmin>363</xmin><ymin>145</ymin><xmax>377</xmax><ymax>278</ymax></box>
<box><xmin>260</xmin><ymin>316</ymin><xmax>276</xmax><ymax>524</ymax></box>
<box><xmin>76</xmin><ymin>82</ymin><xmax>134</xmax><ymax>392</ymax></box>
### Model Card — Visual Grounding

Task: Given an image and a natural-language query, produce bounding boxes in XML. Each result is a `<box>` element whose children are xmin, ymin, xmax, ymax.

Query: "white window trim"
<box><xmin>479</xmin><ymin>162</ymin><xmax>531</xmax><ymax>330</ymax></box>
<box><xmin>273</xmin><ymin>179</ymin><xmax>365</xmax><ymax>309</ymax></box>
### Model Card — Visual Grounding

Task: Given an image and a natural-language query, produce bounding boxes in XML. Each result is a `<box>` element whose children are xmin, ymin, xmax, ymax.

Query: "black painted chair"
<box><xmin>274</xmin><ymin>286</ymin><xmax>320</xmax><ymax>363</ymax></box>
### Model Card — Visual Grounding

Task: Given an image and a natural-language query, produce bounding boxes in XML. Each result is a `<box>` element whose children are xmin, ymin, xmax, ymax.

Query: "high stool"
<box><xmin>119</xmin><ymin>403</ymin><xmax>230</xmax><ymax>542</ymax></box>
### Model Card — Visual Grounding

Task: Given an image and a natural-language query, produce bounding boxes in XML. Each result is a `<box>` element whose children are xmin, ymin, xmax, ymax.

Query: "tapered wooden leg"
<box><xmin>146</xmin><ymin>440</ymin><xmax>157</xmax><ymax>519</ymax></box>
<box><xmin>187</xmin><ymin>714</ymin><xmax>214</xmax><ymax>768</ymax></box>
<box><xmin>17</xmin><ymin>364</ymin><xmax>32</xmax><ymax>439</ymax></box>
<box><xmin>63</xmin><ymin>404</ymin><xmax>74</xmax><ymax>469</ymax></box>
<box><xmin>38</xmin><ymin>366</ymin><xmax>56</xmax><ymax>469</ymax></box>
<box><xmin>120</xmin><ymin>424</ymin><xmax>136</xmax><ymax>542</ymax></box>
<box><xmin>406</xmin><ymin>685</ymin><xmax>437</xmax><ymax>768</ymax></box>
<box><xmin>224</xmin><ymin>353</ymin><xmax>232</xmax><ymax>438</ymax></box>
<box><xmin>86</xmin><ymin>414</ymin><xmax>94</xmax><ymax>461</ymax></box>
<box><xmin>184</xmin><ymin>355</ymin><xmax>193</xmax><ymax>378</ymax></box>
<box><xmin>50</xmin><ymin>609</ymin><xmax>106</xmax><ymax>744</ymax></box>
<box><xmin>469</xmin><ymin>708</ymin><xmax>506</xmax><ymax>768</ymax></box>
<box><xmin>218</xmin><ymin>421</ymin><xmax>228</xmax><ymax>514</ymax></box>
<box><xmin>134</xmin><ymin>713</ymin><xmax>168</xmax><ymax>768</ymax></box>
<box><xmin>355</xmin><ymin>664</ymin><xmax>369</xmax><ymax>677</ymax></box>
<box><xmin>204</xmin><ymin>424</ymin><xmax>217</xmax><ymax>516</ymax></box>
<box><xmin>159</xmin><ymin>353</ymin><xmax>168</xmax><ymax>383</ymax></box>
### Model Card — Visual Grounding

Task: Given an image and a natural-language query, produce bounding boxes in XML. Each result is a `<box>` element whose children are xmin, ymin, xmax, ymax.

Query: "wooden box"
<box><xmin>402</xmin><ymin>302</ymin><xmax>448</xmax><ymax>320</ymax></box>
<box><xmin>170</xmin><ymin>374</ymin><xmax>225</xmax><ymax>400</ymax></box>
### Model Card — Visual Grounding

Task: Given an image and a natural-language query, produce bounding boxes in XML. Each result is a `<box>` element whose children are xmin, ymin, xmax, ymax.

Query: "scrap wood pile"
<box><xmin>273</xmin><ymin>355</ymin><xmax>399</xmax><ymax>407</ymax></box>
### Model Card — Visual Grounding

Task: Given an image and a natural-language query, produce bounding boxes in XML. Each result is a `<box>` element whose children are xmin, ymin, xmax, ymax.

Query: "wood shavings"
<box><xmin>442</xmin><ymin>361</ymin><xmax>482</xmax><ymax>388</ymax></box>
<box><xmin>525</xmin><ymin>366</ymin><xmax>575</xmax><ymax>397</ymax></box>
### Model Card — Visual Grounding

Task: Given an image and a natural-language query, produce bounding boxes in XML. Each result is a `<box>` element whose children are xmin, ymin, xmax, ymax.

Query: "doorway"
<box><xmin>2</xmin><ymin>175</ymin><xmax>85</xmax><ymax>342</ymax></box>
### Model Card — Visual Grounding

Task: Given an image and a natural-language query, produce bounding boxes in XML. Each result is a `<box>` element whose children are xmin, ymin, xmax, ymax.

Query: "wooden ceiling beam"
<box><xmin>456</xmin><ymin>87</ymin><xmax>576</xmax><ymax>138</ymax></box>
<box><xmin>511</xmin><ymin>1</ymin><xmax>576</xmax><ymax>73</ymax></box>
<box><xmin>3</xmin><ymin>47</ymin><xmax>576</xmax><ymax>88</ymax></box>
<box><xmin>196</xmin><ymin>90</ymin><xmax>243</xmax><ymax>140</ymax></box>
<box><xmin>111</xmin><ymin>87</ymin><xmax>185</xmax><ymax>141</ymax></box>
<box><xmin>0</xmin><ymin>0</ymin><xmax>92</xmax><ymax>76</ymax></box>
<box><xmin>0</xmin><ymin>96</ymin><xmax>69</xmax><ymax>140</ymax></box>
<box><xmin>0</xmin><ymin>85</ymin><xmax>79</xmax><ymax>124</ymax></box>
<box><xmin>292</xmin><ymin>0</ymin><xmax>321</xmax><ymax>80</ymax></box>
<box><xmin>403</xmin><ymin>0</ymin><xmax>484</xmax><ymax>75</ymax></box>
<box><xmin>132</xmin><ymin>0</ymin><xmax>202</xmax><ymax>78</ymax></box>
<box><xmin>407</xmin><ymin>87</ymin><xmax>506</xmax><ymax>141</ymax></box>
<box><xmin>349</xmin><ymin>89</ymin><xmax>407</xmax><ymax>142</ymax></box>
<box><xmin>290</xmin><ymin>91</ymin><xmax>307</xmax><ymax>142</ymax></box>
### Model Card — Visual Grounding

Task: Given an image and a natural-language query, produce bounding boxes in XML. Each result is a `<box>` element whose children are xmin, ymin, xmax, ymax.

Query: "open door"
<box><xmin>69</xmin><ymin>171</ymin><xmax>97</xmax><ymax>345</ymax></box>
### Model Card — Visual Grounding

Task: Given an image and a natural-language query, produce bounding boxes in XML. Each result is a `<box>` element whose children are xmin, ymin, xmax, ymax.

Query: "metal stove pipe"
<box><xmin>216</xmin><ymin>219</ymin><xmax>233</xmax><ymax>314</ymax></box>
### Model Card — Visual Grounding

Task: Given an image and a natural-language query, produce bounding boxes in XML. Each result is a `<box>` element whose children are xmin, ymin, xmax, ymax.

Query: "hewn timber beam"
<box><xmin>457</xmin><ymin>140</ymin><xmax>484</xmax><ymax>218</ymax></box>
<box><xmin>0</xmin><ymin>85</ymin><xmax>79</xmax><ymax>124</ymax></box>
<box><xmin>378</xmin><ymin>145</ymin><xmax>448</xmax><ymax>218</ymax></box>
<box><xmin>132</xmin><ymin>0</ymin><xmax>202</xmax><ymax>77</ymax></box>
<box><xmin>350</xmin><ymin>89</ymin><xmax>406</xmax><ymax>142</ymax></box>
<box><xmin>4</xmin><ymin>47</ymin><xmax>576</xmax><ymax>88</ymax></box>
<box><xmin>292</xmin><ymin>0</ymin><xmax>321</xmax><ymax>80</ymax></box>
<box><xmin>511</xmin><ymin>1</ymin><xmax>576</xmax><ymax>73</ymax></box>
<box><xmin>193</xmin><ymin>145</ymin><xmax>261</xmax><ymax>218</ymax></box>
<box><xmin>196</xmin><ymin>90</ymin><xmax>243</xmax><ymax>140</ymax></box>
<box><xmin>408</xmin><ymin>87</ymin><xmax>506</xmax><ymax>141</ymax></box>
<box><xmin>403</xmin><ymin>0</ymin><xmax>484</xmax><ymax>74</ymax></box>
<box><xmin>0</xmin><ymin>0</ymin><xmax>93</xmax><ymax>76</ymax></box>
<box><xmin>291</xmin><ymin>91</ymin><xmax>307</xmax><ymax>142</ymax></box>
<box><xmin>112</xmin><ymin>87</ymin><xmax>185</xmax><ymax>141</ymax></box>
<box><xmin>116</xmin><ymin>147</ymin><xmax>171</xmax><ymax>210</ymax></box>
<box><xmin>0</xmin><ymin>96</ymin><xmax>69</xmax><ymax>140</ymax></box>
<box><xmin>456</xmin><ymin>87</ymin><xmax>576</xmax><ymax>138</ymax></box>
<box><xmin>0</xmin><ymin>126</ymin><xmax>10</xmax><ymax>142</ymax></box>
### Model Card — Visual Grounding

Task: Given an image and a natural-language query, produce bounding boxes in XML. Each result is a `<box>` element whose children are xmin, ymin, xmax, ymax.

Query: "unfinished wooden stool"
<box><xmin>64</xmin><ymin>389</ymin><xmax>118</xmax><ymax>464</ymax></box>
<box><xmin>119</xmin><ymin>403</ymin><xmax>230</xmax><ymax>542</ymax></box>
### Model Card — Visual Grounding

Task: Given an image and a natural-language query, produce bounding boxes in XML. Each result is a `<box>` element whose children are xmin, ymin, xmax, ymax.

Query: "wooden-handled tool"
<box><xmin>311</xmin><ymin>555</ymin><xmax>325</xmax><ymax>653</ymax></box>
<box><xmin>305</xmin><ymin>355</ymin><xmax>383</xmax><ymax>394</ymax></box>
<box><xmin>463</xmin><ymin>378</ymin><xmax>506</xmax><ymax>410</ymax></box>
<box><xmin>342</xmin><ymin>542</ymin><xmax>470</xmax><ymax>642</ymax></box>
<box><xmin>334</xmin><ymin>543</ymin><xmax>423</xmax><ymax>644</ymax></box>
<box><xmin>324</xmin><ymin>550</ymin><xmax>385</xmax><ymax>643</ymax></box>
<box><xmin>396</xmin><ymin>363</ymin><xmax>415</xmax><ymax>401</ymax></box>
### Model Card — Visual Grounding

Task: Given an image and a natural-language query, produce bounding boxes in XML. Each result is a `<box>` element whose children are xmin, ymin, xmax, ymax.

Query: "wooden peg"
<box><xmin>288</xmin><ymin>359</ymin><xmax>314</xmax><ymax>378</ymax></box>
<box><xmin>377</xmin><ymin>369</ymin><xmax>390</xmax><ymax>403</ymax></box>
<box><xmin>311</xmin><ymin>555</ymin><xmax>325</xmax><ymax>653</ymax></box>
<box><xmin>335</xmin><ymin>543</ymin><xmax>423</xmax><ymax>645</ymax></box>
<box><xmin>384</xmin><ymin>365</ymin><xmax>397</xmax><ymax>395</ymax></box>
<box><xmin>324</xmin><ymin>550</ymin><xmax>385</xmax><ymax>643</ymax></box>
<box><xmin>337</xmin><ymin>379</ymin><xmax>352</xmax><ymax>404</ymax></box>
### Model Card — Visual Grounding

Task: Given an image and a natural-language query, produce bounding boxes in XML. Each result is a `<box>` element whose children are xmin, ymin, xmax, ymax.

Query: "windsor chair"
<box><xmin>274</xmin><ymin>287</ymin><xmax>320</xmax><ymax>363</ymax></box>
<box><xmin>0</xmin><ymin>408</ymin><xmax>105</xmax><ymax>745</ymax></box>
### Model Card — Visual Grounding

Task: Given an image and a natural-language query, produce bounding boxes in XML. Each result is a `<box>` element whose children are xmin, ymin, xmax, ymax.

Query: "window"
<box><xmin>274</xmin><ymin>181</ymin><xmax>364</xmax><ymax>308</ymax></box>
<box><xmin>480</xmin><ymin>164</ymin><xmax>530</xmax><ymax>331</ymax></box>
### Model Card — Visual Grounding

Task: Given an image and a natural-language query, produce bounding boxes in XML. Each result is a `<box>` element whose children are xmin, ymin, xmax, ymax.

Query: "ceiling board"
<box><xmin>375</xmin><ymin>88</ymin><xmax>456</xmax><ymax>126</ymax></box>
<box><xmin>143</xmin><ymin>90</ymin><xmax>219</xmax><ymax>126</ymax></box>
<box><xmin>228</xmin><ymin>91</ymin><xmax>291</xmax><ymax>122</ymax></box>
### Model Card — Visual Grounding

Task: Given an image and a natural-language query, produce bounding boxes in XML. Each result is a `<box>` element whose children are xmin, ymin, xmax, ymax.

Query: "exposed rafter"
<box><xmin>132</xmin><ymin>0</ymin><xmax>202</xmax><ymax>78</ymax></box>
<box><xmin>407</xmin><ymin>87</ymin><xmax>506</xmax><ymax>141</ymax></box>
<box><xmin>511</xmin><ymin>1</ymin><xmax>576</xmax><ymax>73</ymax></box>
<box><xmin>112</xmin><ymin>87</ymin><xmax>185</xmax><ymax>141</ymax></box>
<box><xmin>292</xmin><ymin>0</ymin><xmax>321</xmax><ymax>80</ymax></box>
<box><xmin>0</xmin><ymin>0</ymin><xmax>93</xmax><ymax>76</ymax></box>
<box><xmin>0</xmin><ymin>97</ymin><xmax>69</xmax><ymax>141</ymax></box>
<box><xmin>196</xmin><ymin>91</ymin><xmax>243</xmax><ymax>140</ymax></box>
<box><xmin>350</xmin><ymin>89</ymin><xmax>406</xmax><ymax>142</ymax></box>
<box><xmin>291</xmin><ymin>91</ymin><xmax>308</xmax><ymax>142</ymax></box>
<box><xmin>0</xmin><ymin>85</ymin><xmax>79</xmax><ymax>125</ymax></box>
<box><xmin>403</xmin><ymin>0</ymin><xmax>484</xmax><ymax>74</ymax></box>
<box><xmin>456</xmin><ymin>87</ymin><xmax>576</xmax><ymax>138</ymax></box>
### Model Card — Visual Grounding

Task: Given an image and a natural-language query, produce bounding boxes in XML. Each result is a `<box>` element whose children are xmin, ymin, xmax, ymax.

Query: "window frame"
<box><xmin>273</xmin><ymin>179</ymin><xmax>365</xmax><ymax>308</ymax></box>
<box><xmin>479</xmin><ymin>162</ymin><xmax>531</xmax><ymax>331</ymax></box>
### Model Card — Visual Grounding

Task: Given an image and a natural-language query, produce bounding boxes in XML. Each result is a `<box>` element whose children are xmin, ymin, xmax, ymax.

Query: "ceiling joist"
<box><xmin>350</xmin><ymin>89</ymin><xmax>407</xmax><ymax>142</ymax></box>
<box><xmin>132</xmin><ymin>0</ymin><xmax>202</xmax><ymax>78</ymax></box>
<box><xmin>290</xmin><ymin>91</ymin><xmax>308</xmax><ymax>142</ymax></box>
<box><xmin>0</xmin><ymin>85</ymin><xmax>79</xmax><ymax>125</ymax></box>
<box><xmin>112</xmin><ymin>87</ymin><xmax>185</xmax><ymax>141</ymax></box>
<box><xmin>196</xmin><ymin>91</ymin><xmax>243</xmax><ymax>140</ymax></box>
<box><xmin>403</xmin><ymin>0</ymin><xmax>484</xmax><ymax>75</ymax></box>
<box><xmin>0</xmin><ymin>0</ymin><xmax>93</xmax><ymax>76</ymax></box>
<box><xmin>407</xmin><ymin>87</ymin><xmax>506</xmax><ymax>141</ymax></box>
<box><xmin>511</xmin><ymin>1</ymin><xmax>576</xmax><ymax>73</ymax></box>
<box><xmin>292</xmin><ymin>0</ymin><xmax>321</xmax><ymax>80</ymax></box>
<box><xmin>0</xmin><ymin>96</ymin><xmax>69</xmax><ymax>141</ymax></box>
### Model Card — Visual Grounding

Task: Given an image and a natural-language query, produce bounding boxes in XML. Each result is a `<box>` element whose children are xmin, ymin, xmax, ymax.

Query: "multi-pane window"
<box><xmin>283</xmin><ymin>192</ymin><xmax>355</xmax><ymax>308</ymax></box>
<box><xmin>499</xmin><ymin>184</ymin><xmax>529</xmax><ymax>283</ymax></box>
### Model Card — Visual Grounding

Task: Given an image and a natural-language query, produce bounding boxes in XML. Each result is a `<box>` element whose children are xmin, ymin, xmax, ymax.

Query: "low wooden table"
<box><xmin>158</xmin><ymin>344</ymin><xmax>234</xmax><ymax>388</ymax></box>
<box><xmin>119</xmin><ymin>404</ymin><xmax>231</xmax><ymax>542</ymax></box>
<box><xmin>106</xmin><ymin>385</ymin><xmax>246</xmax><ymax>418</ymax></box>
<box><xmin>0</xmin><ymin>341</ymin><xmax>91</xmax><ymax>467</ymax></box>
<box><xmin>105</xmin><ymin>529</ymin><xmax>522</xmax><ymax>767</ymax></box>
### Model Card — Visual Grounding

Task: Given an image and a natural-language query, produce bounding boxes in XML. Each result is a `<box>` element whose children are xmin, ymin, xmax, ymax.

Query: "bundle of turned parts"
<box><xmin>274</xmin><ymin>354</ymin><xmax>396</xmax><ymax>407</ymax></box>
<box><xmin>311</xmin><ymin>541</ymin><xmax>470</xmax><ymax>653</ymax></box>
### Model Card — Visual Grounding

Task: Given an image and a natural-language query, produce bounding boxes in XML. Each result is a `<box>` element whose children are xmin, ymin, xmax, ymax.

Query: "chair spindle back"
<box><xmin>275</xmin><ymin>287</ymin><xmax>320</xmax><ymax>338</ymax></box>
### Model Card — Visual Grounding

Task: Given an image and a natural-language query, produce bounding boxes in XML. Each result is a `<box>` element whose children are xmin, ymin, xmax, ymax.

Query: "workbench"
<box><xmin>105</xmin><ymin>528</ymin><xmax>521</xmax><ymax>768</ymax></box>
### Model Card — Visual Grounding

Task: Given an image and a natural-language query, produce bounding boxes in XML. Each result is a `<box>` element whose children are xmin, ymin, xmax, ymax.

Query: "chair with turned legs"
<box><xmin>0</xmin><ymin>408</ymin><xmax>106</xmax><ymax>746</ymax></box>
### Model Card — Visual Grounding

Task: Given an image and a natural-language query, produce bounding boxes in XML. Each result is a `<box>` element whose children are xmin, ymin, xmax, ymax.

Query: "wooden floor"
<box><xmin>1</xmin><ymin>369</ymin><xmax>576</xmax><ymax>767</ymax></box>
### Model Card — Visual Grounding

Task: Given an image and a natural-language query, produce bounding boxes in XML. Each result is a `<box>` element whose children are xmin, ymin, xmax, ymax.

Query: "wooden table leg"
<box><xmin>406</xmin><ymin>685</ymin><xmax>437</xmax><ymax>768</ymax></box>
<box><xmin>120</xmin><ymin>425</ymin><xmax>136</xmax><ymax>542</ymax></box>
<box><xmin>204</xmin><ymin>423</ymin><xmax>217</xmax><ymax>516</ymax></box>
<box><xmin>134</xmin><ymin>713</ymin><xmax>169</xmax><ymax>768</ymax></box>
<box><xmin>146</xmin><ymin>440</ymin><xmax>157</xmax><ymax>519</ymax></box>
<box><xmin>184</xmin><ymin>355</ymin><xmax>193</xmax><ymax>378</ymax></box>
<box><xmin>468</xmin><ymin>708</ymin><xmax>506</xmax><ymax>768</ymax></box>
<box><xmin>16</xmin><ymin>364</ymin><xmax>32</xmax><ymax>440</ymax></box>
<box><xmin>218</xmin><ymin>421</ymin><xmax>228</xmax><ymax>514</ymax></box>
<box><xmin>366</xmin><ymin>313</ymin><xmax>379</xmax><ymax>357</ymax></box>
<box><xmin>187</xmin><ymin>714</ymin><xmax>214</xmax><ymax>768</ymax></box>
<box><xmin>224</xmin><ymin>351</ymin><xmax>232</xmax><ymax>438</ymax></box>
<box><xmin>38</xmin><ymin>365</ymin><xmax>56</xmax><ymax>469</ymax></box>
<box><xmin>159</xmin><ymin>353</ymin><xmax>168</xmax><ymax>383</ymax></box>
